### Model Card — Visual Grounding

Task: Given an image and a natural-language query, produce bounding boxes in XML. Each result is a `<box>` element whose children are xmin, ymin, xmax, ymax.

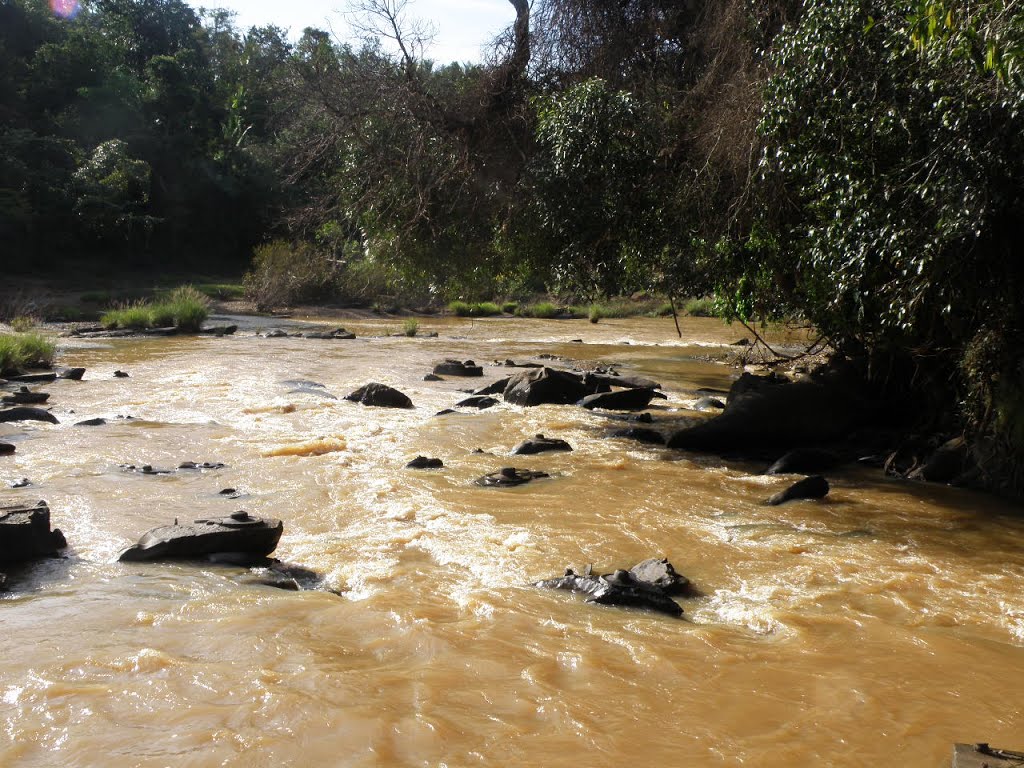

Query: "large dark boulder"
<box><xmin>473</xmin><ymin>377</ymin><xmax>512</xmax><ymax>396</ymax></box>
<box><xmin>512</xmin><ymin>434</ymin><xmax>573</xmax><ymax>455</ymax></box>
<box><xmin>57</xmin><ymin>367</ymin><xmax>86</xmax><ymax>380</ymax></box>
<box><xmin>119</xmin><ymin>511</ymin><xmax>283</xmax><ymax>562</ymax></box>
<box><xmin>578</xmin><ymin>387</ymin><xmax>658</xmax><ymax>411</ymax></box>
<box><xmin>766</xmin><ymin>475</ymin><xmax>830</xmax><ymax>505</ymax></box>
<box><xmin>344</xmin><ymin>383</ymin><xmax>413</xmax><ymax>408</ymax></box>
<box><xmin>0</xmin><ymin>407</ymin><xmax>59</xmax><ymax>424</ymax></box>
<box><xmin>503</xmin><ymin>367</ymin><xmax>589</xmax><ymax>406</ymax></box>
<box><xmin>668</xmin><ymin>372</ymin><xmax>868</xmax><ymax>456</ymax></box>
<box><xmin>0</xmin><ymin>501</ymin><xmax>66</xmax><ymax>563</ymax></box>
<box><xmin>433</xmin><ymin>359</ymin><xmax>483</xmax><ymax>377</ymax></box>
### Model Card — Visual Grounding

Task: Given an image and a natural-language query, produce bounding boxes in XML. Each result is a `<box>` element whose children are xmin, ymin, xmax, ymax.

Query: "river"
<box><xmin>2</xmin><ymin>315</ymin><xmax>1023</xmax><ymax>767</ymax></box>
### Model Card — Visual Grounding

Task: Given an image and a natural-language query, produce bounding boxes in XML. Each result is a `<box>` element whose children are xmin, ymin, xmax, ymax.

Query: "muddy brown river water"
<box><xmin>2</xmin><ymin>316</ymin><xmax>1023</xmax><ymax>767</ymax></box>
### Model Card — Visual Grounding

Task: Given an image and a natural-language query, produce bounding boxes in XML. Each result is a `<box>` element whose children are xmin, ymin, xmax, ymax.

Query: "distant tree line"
<box><xmin>3</xmin><ymin>0</ymin><xmax>1023</xmax><ymax>487</ymax></box>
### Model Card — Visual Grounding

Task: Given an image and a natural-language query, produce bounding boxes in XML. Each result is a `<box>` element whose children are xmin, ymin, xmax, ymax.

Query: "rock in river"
<box><xmin>475</xmin><ymin>467</ymin><xmax>550</xmax><ymax>487</ymax></box>
<box><xmin>2</xmin><ymin>387</ymin><xmax>50</xmax><ymax>405</ymax></box>
<box><xmin>433</xmin><ymin>359</ymin><xmax>483</xmax><ymax>377</ymax></box>
<box><xmin>455</xmin><ymin>395</ymin><xmax>499</xmax><ymax>410</ymax></box>
<box><xmin>535</xmin><ymin>561</ymin><xmax>686</xmax><ymax>617</ymax></box>
<box><xmin>344</xmin><ymin>382</ymin><xmax>413</xmax><ymax>409</ymax></box>
<box><xmin>406</xmin><ymin>456</ymin><xmax>444</xmax><ymax>469</ymax></box>
<box><xmin>766</xmin><ymin>475</ymin><xmax>830</xmax><ymax>505</ymax></box>
<box><xmin>765</xmin><ymin>448</ymin><xmax>841</xmax><ymax>475</ymax></box>
<box><xmin>0</xmin><ymin>407</ymin><xmax>59</xmax><ymax>424</ymax></box>
<box><xmin>0</xmin><ymin>442</ymin><xmax>15</xmax><ymax>456</ymax></box>
<box><xmin>512</xmin><ymin>434</ymin><xmax>573</xmax><ymax>455</ymax></box>
<box><xmin>503</xmin><ymin>367</ymin><xmax>590</xmax><ymax>407</ymax></box>
<box><xmin>0</xmin><ymin>501</ymin><xmax>67</xmax><ymax>563</ymax></box>
<box><xmin>119</xmin><ymin>511</ymin><xmax>283</xmax><ymax>562</ymax></box>
<box><xmin>578</xmin><ymin>387</ymin><xmax>659</xmax><ymax>411</ymax></box>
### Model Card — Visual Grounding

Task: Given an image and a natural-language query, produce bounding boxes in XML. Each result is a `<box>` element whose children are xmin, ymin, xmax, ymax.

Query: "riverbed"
<box><xmin>2</xmin><ymin>315</ymin><xmax>1023</xmax><ymax>767</ymax></box>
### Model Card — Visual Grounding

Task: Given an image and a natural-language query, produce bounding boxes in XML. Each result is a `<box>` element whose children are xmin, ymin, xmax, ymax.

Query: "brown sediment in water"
<box><xmin>3</xmin><ymin>315</ymin><xmax>1023</xmax><ymax>768</ymax></box>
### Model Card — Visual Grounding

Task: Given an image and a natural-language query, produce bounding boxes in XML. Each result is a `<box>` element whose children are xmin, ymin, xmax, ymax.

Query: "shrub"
<box><xmin>449</xmin><ymin>300</ymin><xmax>472</xmax><ymax>317</ymax></box>
<box><xmin>588</xmin><ymin>305</ymin><xmax>603</xmax><ymax>323</ymax></box>
<box><xmin>0</xmin><ymin>332</ymin><xmax>55</xmax><ymax>373</ymax></box>
<box><xmin>684</xmin><ymin>297</ymin><xmax>716</xmax><ymax>317</ymax></box>
<box><xmin>501</xmin><ymin>301</ymin><xmax>518</xmax><ymax>314</ymax></box>
<box><xmin>402</xmin><ymin>317</ymin><xmax>419</xmax><ymax>337</ymax></box>
<box><xmin>166</xmin><ymin>285</ymin><xmax>209</xmax><ymax>332</ymax></box>
<box><xmin>244</xmin><ymin>240</ymin><xmax>338</xmax><ymax>311</ymax></box>
<box><xmin>517</xmin><ymin>302</ymin><xmax>561</xmax><ymax>319</ymax></box>
<box><xmin>10</xmin><ymin>316</ymin><xmax>36</xmax><ymax>333</ymax></box>
<box><xmin>101</xmin><ymin>302</ymin><xmax>153</xmax><ymax>330</ymax></box>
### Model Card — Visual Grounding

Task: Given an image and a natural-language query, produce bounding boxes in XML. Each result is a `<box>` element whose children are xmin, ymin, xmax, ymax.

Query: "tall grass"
<box><xmin>684</xmin><ymin>297</ymin><xmax>716</xmax><ymax>317</ymax></box>
<box><xmin>402</xmin><ymin>318</ymin><xmax>419</xmax><ymax>337</ymax></box>
<box><xmin>516</xmin><ymin>302</ymin><xmax>561</xmax><ymax>319</ymax></box>
<box><xmin>101</xmin><ymin>285</ymin><xmax>209</xmax><ymax>332</ymax></box>
<box><xmin>0</xmin><ymin>332</ymin><xmax>56</xmax><ymax>373</ymax></box>
<box><xmin>448</xmin><ymin>301</ymin><xmax>502</xmax><ymax>317</ymax></box>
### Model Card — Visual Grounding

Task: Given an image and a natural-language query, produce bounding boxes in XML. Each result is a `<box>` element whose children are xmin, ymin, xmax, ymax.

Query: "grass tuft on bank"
<box><xmin>0</xmin><ymin>332</ymin><xmax>56</xmax><ymax>373</ymax></box>
<box><xmin>101</xmin><ymin>285</ymin><xmax>209</xmax><ymax>332</ymax></box>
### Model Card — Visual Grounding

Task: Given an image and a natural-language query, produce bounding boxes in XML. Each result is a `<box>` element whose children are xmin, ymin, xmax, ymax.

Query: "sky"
<box><xmin>184</xmin><ymin>0</ymin><xmax>517</xmax><ymax>64</ymax></box>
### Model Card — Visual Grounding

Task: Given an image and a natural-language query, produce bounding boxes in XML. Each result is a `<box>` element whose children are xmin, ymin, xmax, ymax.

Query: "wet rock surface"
<box><xmin>535</xmin><ymin>560</ymin><xmax>688</xmax><ymax>617</ymax></box>
<box><xmin>693</xmin><ymin>396</ymin><xmax>726</xmax><ymax>411</ymax></box>
<box><xmin>303</xmin><ymin>327</ymin><xmax>355</xmax><ymax>340</ymax></box>
<box><xmin>2</xmin><ymin>387</ymin><xmax>50</xmax><ymax>405</ymax></box>
<box><xmin>511</xmin><ymin>434</ymin><xmax>573</xmax><ymax>455</ymax></box>
<box><xmin>455</xmin><ymin>395</ymin><xmax>499</xmax><ymax>410</ymax></box>
<box><xmin>119</xmin><ymin>511</ymin><xmax>283</xmax><ymax>562</ymax></box>
<box><xmin>344</xmin><ymin>382</ymin><xmax>414</xmax><ymax>409</ymax></box>
<box><xmin>765</xmin><ymin>448</ymin><xmax>841</xmax><ymax>475</ymax></box>
<box><xmin>475</xmin><ymin>467</ymin><xmax>551</xmax><ymax>487</ymax></box>
<box><xmin>608</xmin><ymin>427</ymin><xmax>665</xmax><ymax>445</ymax></box>
<box><xmin>766</xmin><ymin>475</ymin><xmax>830</xmax><ymax>505</ymax></box>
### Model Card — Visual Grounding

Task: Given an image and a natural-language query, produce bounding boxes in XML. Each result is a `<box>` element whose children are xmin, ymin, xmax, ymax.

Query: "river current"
<box><xmin>2</xmin><ymin>315</ymin><xmax>1023</xmax><ymax>767</ymax></box>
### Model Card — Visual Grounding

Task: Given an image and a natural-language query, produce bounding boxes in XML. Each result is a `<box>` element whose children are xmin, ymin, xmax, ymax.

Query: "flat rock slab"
<box><xmin>512</xmin><ymin>435</ymin><xmax>573</xmax><ymax>455</ymax></box>
<box><xmin>475</xmin><ymin>468</ymin><xmax>550</xmax><ymax>487</ymax></box>
<box><xmin>302</xmin><ymin>328</ymin><xmax>355</xmax><ymax>339</ymax></box>
<box><xmin>2</xmin><ymin>389</ymin><xmax>49</xmax><ymax>405</ymax></box>
<box><xmin>344</xmin><ymin>383</ymin><xmax>413</xmax><ymax>409</ymax></box>
<box><xmin>119</xmin><ymin>511</ymin><xmax>283</xmax><ymax>562</ymax></box>
<box><xmin>953</xmin><ymin>744</ymin><xmax>1024</xmax><ymax>767</ymax></box>
<box><xmin>6</xmin><ymin>373</ymin><xmax>56</xmax><ymax>384</ymax></box>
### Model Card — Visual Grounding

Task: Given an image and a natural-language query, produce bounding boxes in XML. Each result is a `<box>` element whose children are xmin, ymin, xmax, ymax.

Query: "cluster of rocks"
<box><xmin>535</xmin><ymin>558</ymin><xmax>693</xmax><ymax>618</ymax></box>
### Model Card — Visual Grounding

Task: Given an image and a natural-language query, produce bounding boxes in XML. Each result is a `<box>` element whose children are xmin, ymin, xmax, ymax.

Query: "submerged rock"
<box><xmin>0</xmin><ymin>407</ymin><xmax>59</xmax><ymax>424</ymax></box>
<box><xmin>75</xmin><ymin>417</ymin><xmax>107</xmax><ymax>426</ymax></box>
<box><xmin>455</xmin><ymin>395</ymin><xmax>499</xmax><ymax>410</ymax></box>
<box><xmin>423</xmin><ymin>373</ymin><xmax>443</xmax><ymax>382</ymax></box>
<box><xmin>766</xmin><ymin>475</ymin><xmax>830</xmax><ymax>505</ymax></box>
<box><xmin>433</xmin><ymin>359</ymin><xmax>483</xmax><ymax>377</ymax></box>
<box><xmin>512</xmin><ymin>434</ymin><xmax>573</xmax><ymax>455</ymax></box>
<box><xmin>304</xmin><ymin>327</ymin><xmax>355</xmax><ymax>340</ymax></box>
<box><xmin>608</xmin><ymin>427</ymin><xmax>665</xmax><ymax>445</ymax></box>
<box><xmin>119</xmin><ymin>511</ymin><xmax>283</xmax><ymax>562</ymax></box>
<box><xmin>9</xmin><ymin>478</ymin><xmax>31</xmax><ymax>488</ymax></box>
<box><xmin>114</xmin><ymin>370</ymin><xmax>130</xmax><ymax>378</ymax></box>
<box><xmin>406</xmin><ymin>456</ymin><xmax>444</xmax><ymax>469</ymax></box>
<box><xmin>0</xmin><ymin>501</ymin><xmax>67</xmax><ymax>563</ymax></box>
<box><xmin>178</xmin><ymin>461</ymin><xmax>225</xmax><ymax>470</ymax></box>
<box><xmin>344</xmin><ymin>382</ymin><xmax>413</xmax><ymax>409</ymax></box>
<box><xmin>535</xmin><ymin>561</ymin><xmax>687</xmax><ymax>617</ymax></box>
<box><xmin>475</xmin><ymin>467</ymin><xmax>550</xmax><ymax>487</ymax></box>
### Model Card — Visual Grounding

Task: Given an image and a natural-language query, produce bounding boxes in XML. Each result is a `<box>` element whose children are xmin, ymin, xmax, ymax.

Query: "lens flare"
<box><xmin>50</xmin><ymin>0</ymin><xmax>80</xmax><ymax>19</ymax></box>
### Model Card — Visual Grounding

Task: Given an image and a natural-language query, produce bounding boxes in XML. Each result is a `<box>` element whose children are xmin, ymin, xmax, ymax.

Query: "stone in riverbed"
<box><xmin>406</xmin><ymin>456</ymin><xmax>444</xmax><ymax>469</ymax></box>
<box><xmin>0</xmin><ymin>501</ymin><xmax>67</xmax><ymax>563</ymax></box>
<box><xmin>9</xmin><ymin>478</ymin><xmax>31</xmax><ymax>488</ymax></box>
<box><xmin>433</xmin><ymin>359</ymin><xmax>483</xmax><ymax>377</ymax></box>
<box><xmin>455</xmin><ymin>395</ymin><xmax>499</xmax><ymax>410</ymax></box>
<box><xmin>535</xmin><ymin>561</ymin><xmax>686</xmax><ymax>617</ymax></box>
<box><xmin>0</xmin><ymin>407</ymin><xmax>59</xmax><ymax>424</ymax></box>
<box><xmin>344</xmin><ymin>382</ymin><xmax>413</xmax><ymax>409</ymax></box>
<box><xmin>475</xmin><ymin>467</ymin><xmax>550</xmax><ymax>487</ymax></box>
<box><xmin>503</xmin><ymin>367</ymin><xmax>589</xmax><ymax>407</ymax></box>
<box><xmin>6</xmin><ymin>372</ymin><xmax>56</xmax><ymax>384</ymax></box>
<box><xmin>2</xmin><ymin>387</ymin><xmax>49</xmax><ymax>405</ymax></box>
<box><xmin>75</xmin><ymin>417</ymin><xmax>107</xmax><ymax>426</ymax></box>
<box><xmin>114</xmin><ymin>370</ymin><xmax>129</xmax><ymax>378</ymax></box>
<box><xmin>423</xmin><ymin>373</ymin><xmax>443</xmax><ymax>382</ymax></box>
<box><xmin>765</xmin><ymin>448</ymin><xmax>841</xmax><ymax>475</ymax></box>
<box><xmin>119</xmin><ymin>510</ymin><xmax>283</xmax><ymax>562</ymax></box>
<box><xmin>766</xmin><ymin>475</ymin><xmax>830</xmax><ymax>505</ymax></box>
<box><xmin>512</xmin><ymin>434</ymin><xmax>573</xmax><ymax>455</ymax></box>
<box><xmin>578</xmin><ymin>387</ymin><xmax>658</xmax><ymax>411</ymax></box>
<box><xmin>608</xmin><ymin>427</ymin><xmax>665</xmax><ymax>445</ymax></box>
<box><xmin>303</xmin><ymin>327</ymin><xmax>355</xmax><ymax>340</ymax></box>
<box><xmin>0</xmin><ymin>442</ymin><xmax>15</xmax><ymax>455</ymax></box>
<box><xmin>693</xmin><ymin>396</ymin><xmax>725</xmax><ymax>412</ymax></box>
<box><xmin>472</xmin><ymin>377</ymin><xmax>512</xmax><ymax>396</ymax></box>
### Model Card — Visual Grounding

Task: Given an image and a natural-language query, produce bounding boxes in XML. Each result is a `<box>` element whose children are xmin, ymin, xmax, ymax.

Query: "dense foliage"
<box><xmin>3</xmin><ymin>0</ymin><xmax>1024</xmax><ymax>486</ymax></box>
